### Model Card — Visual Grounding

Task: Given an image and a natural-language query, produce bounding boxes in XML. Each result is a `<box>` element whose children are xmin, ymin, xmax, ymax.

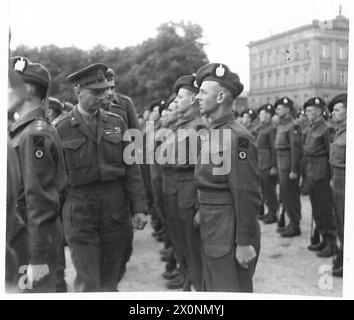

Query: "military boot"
<box><xmin>333</xmin><ymin>247</ymin><xmax>343</xmax><ymax>270</ymax></box>
<box><xmin>165</xmin><ymin>271</ymin><xmax>185</xmax><ymax>290</ymax></box>
<box><xmin>263</xmin><ymin>212</ymin><xmax>278</xmax><ymax>224</ymax></box>
<box><xmin>280</xmin><ymin>224</ymin><xmax>301</xmax><ymax>237</ymax></box>
<box><xmin>308</xmin><ymin>231</ymin><xmax>325</xmax><ymax>251</ymax></box>
<box><xmin>182</xmin><ymin>274</ymin><xmax>192</xmax><ymax>291</ymax></box>
<box><xmin>317</xmin><ymin>236</ymin><xmax>337</xmax><ymax>258</ymax></box>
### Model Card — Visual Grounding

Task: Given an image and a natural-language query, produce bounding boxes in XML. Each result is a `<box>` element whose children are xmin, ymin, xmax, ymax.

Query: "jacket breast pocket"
<box><xmin>307</xmin><ymin>157</ymin><xmax>329</xmax><ymax>181</ymax></box>
<box><xmin>62</xmin><ymin>138</ymin><xmax>88</xmax><ymax>170</ymax></box>
<box><xmin>102</xmin><ymin>133</ymin><xmax>123</xmax><ymax>164</ymax></box>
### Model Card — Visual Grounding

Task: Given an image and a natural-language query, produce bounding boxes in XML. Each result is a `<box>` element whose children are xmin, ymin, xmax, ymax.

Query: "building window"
<box><xmin>339</xmin><ymin>70</ymin><xmax>346</xmax><ymax>85</ymax></box>
<box><xmin>260</xmin><ymin>73</ymin><xmax>264</xmax><ymax>89</ymax></box>
<box><xmin>305</xmin><ymin>47</ymin><xmax>310</xmax><ymax>59</ymax></box>
<box><xmin>275</xmin><ymin>72</ymin><xmax>280</xmax><ymax>87</ymax></box>
<box><xmin>322</xmin><ymin>69</ymin><xmax>330</xmax><ymax>84</ymax></box>
<box><xmin>338</xmin><ymin>46</ymin><xmax>346</xmax><ymax>60</ymax></box>
<box><xmin>294</xmin><ymin>47</ymin><xmax>299</xmax><ymax>61</ymax></box>
<box><xmin>321</xmin><ymin>43</ymin><xmax>330</xmax><ymax>58</ymax></box>
<box><xmin>259</xmin><ymin>52</ymin><xmax>264</xmax><ymax>67</ymax></box>
<box><xmin>284</xmin><ymin>69</ymin><xmax>289</xmax><ymax>86</ymax></box>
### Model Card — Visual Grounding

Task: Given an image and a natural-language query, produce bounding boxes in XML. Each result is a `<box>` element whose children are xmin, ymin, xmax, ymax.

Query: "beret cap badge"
<box><xmin>315</xmin><ymin>98</ymin><xmax>320</xmax><ymax>104</ymax></box>
<box><xmin>14</xmin><ymin>57</ymin><xmax>27</xmax><ymax>72</ymax></box>
<box><xmin>283</xmin><ymin>98</ymin><xmax>288</xmax><ymax>104</ymax></box>
<box><xmin>215</xmin><ymin>64</ymin><xmax>226</xmax><ymax>77</ymax></box>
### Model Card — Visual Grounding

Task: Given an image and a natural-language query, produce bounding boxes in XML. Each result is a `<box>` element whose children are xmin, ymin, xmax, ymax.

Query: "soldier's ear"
<box><xmin>74</xmin><ymin>86</ymin><xmax>80</xmax><ymax>97</ymax></box>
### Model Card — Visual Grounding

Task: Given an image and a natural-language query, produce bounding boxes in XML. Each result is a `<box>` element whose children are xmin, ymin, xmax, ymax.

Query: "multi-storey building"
<box><xmin>247</xmin><ymin>12</ymin><xmax>349</xmax><ymax>110</ymax></box>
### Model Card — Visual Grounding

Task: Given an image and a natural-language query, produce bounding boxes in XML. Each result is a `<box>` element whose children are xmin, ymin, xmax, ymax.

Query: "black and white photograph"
<box><xmin>2</xmin><ymin>0</ymin><xmax>353</xmax><ymax>300</ymax></box>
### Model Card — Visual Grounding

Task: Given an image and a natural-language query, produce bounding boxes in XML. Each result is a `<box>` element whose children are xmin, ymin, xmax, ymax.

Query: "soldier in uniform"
<box><xmin>55</xmin><ymin>63</ymin><xmax>147</xmax><ymax>292</ymax></box>
<box><xmin>240</xmin><ymin>108</ymin><xmax>258</xmax><ymax>139</ymax></box>
<box><xmin>172</xmin><ymin>74</ymin><xmax>208</xmax><ymax>291</ymax></box>
<box><xmin>103</xmin><ymin>68</ymin><xmax>140</xmax><ymax>129</ymax></box>
<box><xmin>194</xmin><ymin>63</ymin><xmax>261</xmax><ymax>292</ymax></box>
<box><xmin>159</xmin><ymin>96</ymin><xmax>189</xmax><ymax>289</ymax></box>
<box><xmin>303</xmin><ymin>97</ymin><xmax>337</xmax><ymax>257</ymax></box>
<box><xmin>328</xmin><ymin>93</ymin><xmax>347</xmax><ymax>278</ymax></box>
<box><xmin>9</xmin><ymin>57</ymin><xmax>66</xmax><ymax>292</ymax></box>
<box><xmin>274</xmin><ymin>97</ymin><xmax>302</xmax><ymax>237</ymax></box>
<box><xmin>256</xmin><ymin>104</ymin><xmax>279</xmax><ymax>224</ymax></box>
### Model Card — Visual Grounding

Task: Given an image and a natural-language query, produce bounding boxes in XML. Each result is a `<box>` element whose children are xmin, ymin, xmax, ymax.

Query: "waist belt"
<box><xmin>198</xmin><ymin>191</ymin><xmax>234</xmax><ymax>205</ymax></box>
<box><xmin>70</xmin><ymin>179</ymin><xmax>121</xmax><ymax>192</ymax></box>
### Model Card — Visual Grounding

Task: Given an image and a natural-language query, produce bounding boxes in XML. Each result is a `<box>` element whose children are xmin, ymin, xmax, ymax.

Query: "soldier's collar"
<box><xmin>10</xmin><ymin>107</ymin><xmax>44</xmax><ymax>134</ymax></box>
<box><xmin>177</xmin><ymin>108</ymin><xmax>199</xmax><ymax>126</ymax></box>
<box><xmin>209</xmin><ymin>111</ymin><xmax>234</xmax><ymax>129</ymax></box>
<box><xmin>310</xmin><ymin>117</ymin><xmax>324</xmax><ymax>129</ymax></box>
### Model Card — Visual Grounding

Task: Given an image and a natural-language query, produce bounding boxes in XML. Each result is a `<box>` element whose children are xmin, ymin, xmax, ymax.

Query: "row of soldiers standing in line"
<box><xmin>142</xmin><ymin>88</ymin><xmax>346</xmax><ymax>291</ymax></box>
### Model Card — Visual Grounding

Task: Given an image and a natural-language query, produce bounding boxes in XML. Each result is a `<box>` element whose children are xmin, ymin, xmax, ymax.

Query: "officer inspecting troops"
<box><xmin>274</xmin><ymin>97</ymin><xmax>303</xmax><ymax>237</ymax></box>
<box><xmin>303</xmin><ymin>97</ymin><xmax>337</xmax><ymax>257</ymax></box>
<box><xmin>55</xmin><ymin>63</ymin><xmax>147</xmax><ymax>292</ymax></box>
<box><xmin>256</xmin><ymin>104</ymin><xmax>279</xmax><ymax>224</ymax></box>
<box><xmin>194</xmin><ymin>63</ymin><xmax>261</xmax><ymax>292</ymax></box>
<box><xmin>9</xmin><ymin>56</ymin><xmax>66</xmax><ymax>292</ymax></box>
<box><xmin>328</xmin><ymin>93</ymin><xmax>347</xmax><ymax>278</ymax></box>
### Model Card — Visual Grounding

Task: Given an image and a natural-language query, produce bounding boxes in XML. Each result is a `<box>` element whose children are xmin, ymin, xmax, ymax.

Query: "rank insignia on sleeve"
<box><xmin>35</xmin><ymin>120</ymin><xmax>46</xmax><ymax>131</ymax></box>
<box><xmin>238</xmin><ymin>150</ymin><xmax>247</xmax><ymax>160</ymax></box>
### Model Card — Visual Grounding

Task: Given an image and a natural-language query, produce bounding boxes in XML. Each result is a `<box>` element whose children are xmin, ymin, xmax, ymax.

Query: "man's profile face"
<box><xmin>276</xmin><ymin>104</ymin><xmax>289</xmax><ymax>118</ymax></box>
<box><xmin>259</xmin><ymin>110</ymin><xmax>270</xmax><ymax>123</ymax></box>
<box><xmin>195</xmin><ymin>81</ymin><xmax>220</xmax><ymax>117</ymax></box>
<box><xmin>167</xmin><ymin>101</ymin><xmax>179</xmax><ymax>123</ymax></box>
<box><xmin>77</xmin><ymin>87</ymin><xmax>108</xmax><ymax>113</ymax></box>
<box><xmin>175</xmin><ymin>88</ymin><xmax>194</xmax><ymax>115</ymax></box>
<box><xmin>305</xmin><ymin>106</ymin><xmax>321</xmax><ymax>122</ymax></box>
<box><xmin>332</xmin><ymin>102</ymin><xmax>346</xmax><ymax>123</ymax></box>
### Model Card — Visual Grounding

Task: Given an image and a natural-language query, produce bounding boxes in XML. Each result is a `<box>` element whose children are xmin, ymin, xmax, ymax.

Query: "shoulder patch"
<box><xmin>238</xmin><ymin>137</ymin><xmax>249</xmax><ymax>149</ymax></box>
<box><xmin>53</xmin><ymin>113</ymin><xmax>71</xmax><ymax>127</ymax></box>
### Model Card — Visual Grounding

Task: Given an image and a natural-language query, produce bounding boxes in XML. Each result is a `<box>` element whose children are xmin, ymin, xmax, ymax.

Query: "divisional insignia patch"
<box><xmin>238</xmin><ymin>150</ymin><xmax>247</xmax><ymax>160</ymax></box>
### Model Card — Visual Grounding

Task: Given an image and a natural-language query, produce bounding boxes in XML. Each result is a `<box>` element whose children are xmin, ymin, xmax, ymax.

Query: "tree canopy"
<box><xmin>11</xmin><ymin>21</ymin><xmax>209</xmax><ymax>113</ymax></box>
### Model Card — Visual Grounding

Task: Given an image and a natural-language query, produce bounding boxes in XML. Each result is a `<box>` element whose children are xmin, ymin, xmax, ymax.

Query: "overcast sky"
<box><xmin>7</xmin><ymin>0</ymin><xmax>354</xmax><ymax>90</ymax></box>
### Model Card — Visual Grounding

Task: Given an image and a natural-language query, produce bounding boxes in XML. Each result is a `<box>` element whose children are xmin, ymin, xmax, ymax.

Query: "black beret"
<box><xmin>274</xmin><ymin>97</ymin><xmax>294</xmax><ymax>110</ymax></box>
<box><xmin>258</xmin><ymin>104</ymin><xmax>275</xmax><ymax>116</ymax></box>
<box><xmin>174</xmin><ymin>74</ymin><xmax>199</xmax><ymax>94</ymax></box>
<box><xmin>149</xmin><ymin>99</ymin><xmax>165</xmax><ymax>112</ymax></box>
<box><xmin>166</xmin><ymin>93</ymin><xmax>177</xmax><ymax>108</ymax></box>
<box><xmin>240</xmin><ymin>108</ymin><xmax>257</xmax><ymax>121</ymax></box>
<box><xmin>195</xmin><ymin>63</ymin><xmax>244</xmax><ymax>99</ymax></box>
<box><xmin>48</xmin><ymin>97</ymin><xmax>64</xmax><ymax>112</ymax></box>
<box><xmin>327</xmin><ymin>93</ymin><xmax>347</xmax><ymax>113</ymax></box>
<box><xmin>11</xmin><ymin>56</ymin><xmax>51</xmax><ymax>93</ymax></box>
<box><xmin>67</xmin><ymin>63</ymin><xmax>111</xmax><ymax>89</ymax></box>
<box><xmin>303</xmin><ymin>97</ymin><xmax>325</xmax><ymax>110</ymax></box>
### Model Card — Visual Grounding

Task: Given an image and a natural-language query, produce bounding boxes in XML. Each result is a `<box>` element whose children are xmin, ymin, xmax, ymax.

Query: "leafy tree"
<box><xmin>11</xmin><ymin>21</ymin><xmax>209</xmax><ymax>113</ymax></box>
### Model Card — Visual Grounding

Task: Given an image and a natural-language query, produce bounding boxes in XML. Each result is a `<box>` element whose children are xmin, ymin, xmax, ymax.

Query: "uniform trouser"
<box><xmin>63</xmin><ymin>180</ymin><xmax>131</xmax><ymax>292</ymax></box>
<box><xmin>151</xmin><ymin>164</ymin><xmax>165</xmax><ymax>221</ymax></box>
<box><xmin>332</xmin><ymin>168</ymin><xmax>345</xmax><ymax>248</ymax></box>
<box><xmin>141</xmin><ymin>164</ymin><xmax>154</xmax><ymax>213</ymax></box>
<box><xmin>260</xmin><ymin>169</ymin><xmax>279</xmax><ymax>214</ymax></box>
<box><xmin>10</xmin><ymin>219</ymin><xmax>62</xmax><ymax>293</ymax></box>
<box><xmin>56</xmin><ymin>235</ymin><xmax>67</xmax><ymax>292</ymax></box>
<box><xmin>176</xmin><ymin>172</ymin><xmax>203</xmax><ymax>291</ymax></box>
<box><xmin>161</xmin><ymin>169</ymin><xmax>188</xmax><ymax>274</ymax></box>
<box><xmin>277</xmin><ymin>167</ymin><xmax>301</xmax><ymax>226</ymax></box>
<box><xmin>198</xmin><ymin>192</ymin><xmax>260</xmax><ymax>292</ymax></box>
<box><xmin>308</xmin><ymin>178</ymin><xmax>337</xmax><ymax>238</ymax></box>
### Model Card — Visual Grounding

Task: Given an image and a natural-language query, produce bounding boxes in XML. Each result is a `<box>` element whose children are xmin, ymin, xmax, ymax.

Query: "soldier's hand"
<box><xmin>193</xmin><ymin>210</ymin><xmax>200</xmax><ymax>229</ymax></box>
<box><xmin>235</xmin><ymin>245</ymin><xmax>256</xmax><ymax>269</ymax></box>
<box><xmin>289</xmin><ymin>171</ymin><xmax>298</xmax><ymax>180</ymax></box>
<box><xmin>330</xmin><ymin>179</ymin><xmax>333</xmax><ymax>188</ymax></box>
<box><xmin>270</xmin><ymin>167</ymin><xmax>277</xmax><ymax>176</ymax></box>
<box><xmin>132</xmin><ymin>213</ymin><xmax>148</xmax><ymax>230</ymax></box>
<box><xmin>27</xmin><ymin>264</ymin><xmax>50</xmax><ymax>287</ymax></box>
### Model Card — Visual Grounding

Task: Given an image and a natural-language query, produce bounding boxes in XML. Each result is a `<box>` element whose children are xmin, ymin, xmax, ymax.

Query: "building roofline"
<box><xmin>247</xmin><ymin>15</ymin><xmax>349</xmax><ymax>48</ymax></box>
